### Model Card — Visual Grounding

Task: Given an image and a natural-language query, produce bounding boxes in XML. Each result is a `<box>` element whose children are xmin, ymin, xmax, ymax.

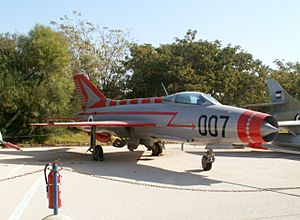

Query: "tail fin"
<box><xmin>73</xmin><ymin>73</ymin><xmax>108</xmax><ymax>110</ymax></box>
<box><xmin>267</xmin><ymin>78</ymin><xmax>300</xmax><ymax>110</ymax></box>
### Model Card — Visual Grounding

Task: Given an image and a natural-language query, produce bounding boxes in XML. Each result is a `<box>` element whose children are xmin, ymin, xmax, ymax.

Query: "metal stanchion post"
<box><xmin>52</xmin><ymin>162</ymin><xmax>59</xmax><ymax>215</ymax></box>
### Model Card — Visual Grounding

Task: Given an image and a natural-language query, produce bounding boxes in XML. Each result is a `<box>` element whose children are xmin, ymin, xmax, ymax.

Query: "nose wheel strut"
<box><xmin>202</xmin><ymin>149</ymin><xmax>215</xmax><ymax>171</ymax></box>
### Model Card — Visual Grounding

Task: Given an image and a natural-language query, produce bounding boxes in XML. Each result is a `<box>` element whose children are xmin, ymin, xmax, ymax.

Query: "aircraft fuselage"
<box><xmin>78</xmin><ymin>99</ymin><xmax>277</xmax><ymax>146</ymax></box>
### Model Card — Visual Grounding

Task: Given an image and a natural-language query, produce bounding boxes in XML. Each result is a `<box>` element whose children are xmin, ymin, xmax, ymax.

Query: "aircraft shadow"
<box><xmin>0</xmin><ymin>147</ymin><xmax>220</xmax><ymax>187</ymax></box>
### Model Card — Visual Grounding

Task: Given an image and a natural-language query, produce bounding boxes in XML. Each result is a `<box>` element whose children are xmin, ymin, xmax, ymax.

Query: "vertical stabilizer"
<box><xmin>267</xmin><ymin>78</ymin><xmax>300</xmax><ymax>109</ymax></box>
<box><xmin>73</xmin><ymin>73</ymin><xmax>108</xmax><ymax>110</ymax></box>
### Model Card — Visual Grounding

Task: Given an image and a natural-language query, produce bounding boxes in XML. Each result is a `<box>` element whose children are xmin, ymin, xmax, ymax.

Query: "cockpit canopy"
<box><xmin>164</xmin><ymin>92</ymin><xmax>221</xmax><ymax>106</ymax></box>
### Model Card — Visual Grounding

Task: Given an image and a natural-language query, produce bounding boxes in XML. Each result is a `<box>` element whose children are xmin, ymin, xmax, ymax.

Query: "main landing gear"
<box><xmin>89</xmin><ymin>126</ymin><xmax>104</xmax><ymax>161</ymax></box>
<box><xmin>151</xmin><ymin>142</ymin><xmax>164</xmax><ymax>156</ymax></box>
<box><xmin>92</xmin><ymin>145</ymin><xmax>104</xmax><ymax>161</ymax></box>
<box><xmin>202</xmin><ymin>149</ymin><xmax>215</xmax><ymax>171</ymax></box>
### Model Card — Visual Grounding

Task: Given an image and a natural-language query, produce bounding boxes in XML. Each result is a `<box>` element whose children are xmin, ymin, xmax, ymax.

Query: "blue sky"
<box><xmin>0</xmin><ymin>0</ymin><xmax>299</xmax><ymax>67</ymax></box>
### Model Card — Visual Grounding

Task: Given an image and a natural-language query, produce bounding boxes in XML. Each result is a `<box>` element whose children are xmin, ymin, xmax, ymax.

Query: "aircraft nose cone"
<box><xmin>260</xmin><ymin>122</ymin><xmax>279</xmax><ymax>137</ymax></box>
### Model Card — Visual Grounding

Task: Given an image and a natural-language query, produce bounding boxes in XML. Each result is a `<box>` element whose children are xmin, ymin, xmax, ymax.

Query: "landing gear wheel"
<box><xmin>93</xmin><ymin>145</ymin><xmax>104</xmax><ymax>161</ymax></box>
<box><xmin>112</xmin><ymin>138</ymin><xmax>127</xmax><ymax>148</ymax></box>
<box><xmin>152</xmin><ymin>142</ymin><xmax>163</xmax><ymax>156</ymax></box>
<box><xmin>202</xmin><ymin>155</ymin><xmax>212</xmax><ymax>171</ymax></box>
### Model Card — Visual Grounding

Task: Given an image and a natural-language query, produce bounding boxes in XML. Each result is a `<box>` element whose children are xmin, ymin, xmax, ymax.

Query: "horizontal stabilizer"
<box><xmin>278</xmin><ymin>121</ymin><xmax>300</xmax><ymax>127</ymax></box>
<box><xmin>278</xmin><ymin>120</ymin><xmax>300</xmax><ymax>136</ymax></box>
<box><xmin>245</xmin><ymin>102</ymin><xmax>285</xmax><ymax>108</ymax></box>
<box><xmin>262</xmin><ymin>143</ymin><xmax>300</xmax><ymax>155</ymax></box>
<box><xmin>2</xmin><ymin>142</ymin><xmax>22</xmax><ymax>151</ymax></box>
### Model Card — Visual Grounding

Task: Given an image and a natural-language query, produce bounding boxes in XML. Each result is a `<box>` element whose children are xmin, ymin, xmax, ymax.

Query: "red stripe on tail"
<box><xmin>73</xmin><ymin>73</ymin><xmax>107</xmax><ymax>110</ymax></box>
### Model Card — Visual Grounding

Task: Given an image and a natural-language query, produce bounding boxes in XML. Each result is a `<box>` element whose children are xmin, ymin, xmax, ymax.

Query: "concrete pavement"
<box><xmin>0</xmin><ymin>144</ymin><xmax>300</xmax><ymax>219</ymax></box>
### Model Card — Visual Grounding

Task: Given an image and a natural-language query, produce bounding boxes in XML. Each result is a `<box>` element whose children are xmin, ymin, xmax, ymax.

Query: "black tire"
<box><xmin>112</xmin><ymin>139</ymin><xmax>127</xmax><ymax>148</ymax></box>
<box><xmin>114</xmin><ymin>139</ymin><xmax>121</xmax><ymax>146</ymax></box>
<box><xmin>202</xmin><ymin>155</ymin><xmax>212</xmax><ymax>171</ymax></box>
<box><xmin>93</xmin><ymin>145</ymin><xmax>104</xmax><ymax>161</ymax></box>
<box><xmin>152</xmin><ymin>142</ymin><xmax>163</xmax><ymax>156</ymax></box>
<box><xmin>158</xmin><ymin>143</ymin><xmax>163</xmax><ymax>154</ymax></box>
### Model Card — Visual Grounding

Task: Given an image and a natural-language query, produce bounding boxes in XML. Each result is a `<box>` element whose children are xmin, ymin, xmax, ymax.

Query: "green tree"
<box><xmin>0</xmin><ymin>25</ymin><xmax>73</xmax><ymax>138</ymax></box>
<box><xmin>0</xmin><ymin>33</ymin><xmax>23</xmax><ymax>135</ymax></box>
<box><xmin>51</xmin><ymin>11</ymin><xmax>132</xmax><ymax>99</ymax></box>
<box><xmin>269</xmin><ymin>60</ymin><xmax>300</xmax><ymax>100</ymax></box>
<box><xmin>126</xmin><ymin>31</ymin><xmax>269</xmax><ymax>106</ymax></box>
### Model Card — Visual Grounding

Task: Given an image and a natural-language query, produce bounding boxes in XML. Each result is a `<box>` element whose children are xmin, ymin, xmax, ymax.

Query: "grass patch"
<box><xmin>16</xmin><ymin>131</ymin><xmax>90</xmax><ymax>147</ymax></box>
<box><xmin>43</xmin><ymin>132</ymin><xmax>90</xmax><ymax>146</ymax></box>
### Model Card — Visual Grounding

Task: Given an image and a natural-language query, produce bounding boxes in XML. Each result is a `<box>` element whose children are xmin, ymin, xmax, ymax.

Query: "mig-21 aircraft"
<box><xmin>246</xmin><ymin>78</ymin><xmax>300</xmax><ymax>148</ymax></box>
<box><xmin>32</xmin><ymin>72</ymin><xmax>279</xmax><ymax>170</ymax></box>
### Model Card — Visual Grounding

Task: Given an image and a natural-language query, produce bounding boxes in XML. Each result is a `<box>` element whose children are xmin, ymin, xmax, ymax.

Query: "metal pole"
<box><xmin>52</xmin><ymin>162</ymin><xmax>58</xmax><ymax>215</ymax></box>
<box><xmin>181</xmin><ymin>143</ymin><xmax>184</xmax><ymax>151</ymax></box>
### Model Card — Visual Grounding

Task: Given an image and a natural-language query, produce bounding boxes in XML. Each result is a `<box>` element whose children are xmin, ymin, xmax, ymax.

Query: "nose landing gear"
<box><xmin>202</xmin><ymin>149</ymin><xmax>215</xmax><ymax>171</ymax></box>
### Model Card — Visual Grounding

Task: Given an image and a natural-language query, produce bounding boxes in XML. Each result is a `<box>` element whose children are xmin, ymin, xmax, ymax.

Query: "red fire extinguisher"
<box><xmin>44</xmin><ymin>161</ymin><xmax>62</xmax><ymax>211</ymax></box>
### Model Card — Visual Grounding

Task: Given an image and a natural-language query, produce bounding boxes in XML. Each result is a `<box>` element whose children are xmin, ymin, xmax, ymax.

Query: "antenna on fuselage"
<box><xmin>161</xmin><ymin>83</ymin><xmax>169</xmax><ymax>96</ymax></box>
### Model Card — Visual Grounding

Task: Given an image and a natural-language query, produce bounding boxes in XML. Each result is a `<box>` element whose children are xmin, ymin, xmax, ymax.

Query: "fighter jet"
<box><xmin>0</xmin><ymin>132</ymin><xmax>21</xmax><ymax>151</ymax></box>
<box><xmin>246</xmin><ymin>78</ymin><xmax>300</xmax><ymax>148</ymax></box>
<box><xmin>32</xmin><ymin>72</ymin><xmax>279</xmax><ymax>170</ymax></box>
